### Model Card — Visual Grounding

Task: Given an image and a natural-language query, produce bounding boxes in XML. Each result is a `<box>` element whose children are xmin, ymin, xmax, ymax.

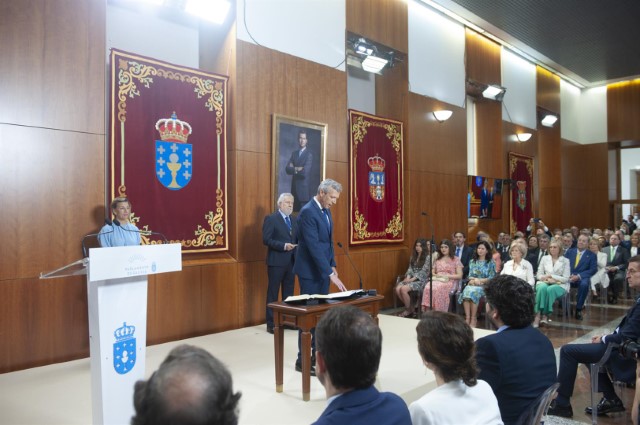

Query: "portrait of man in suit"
<box><xmin>272</xmin><ymin>115</ymin><xmax>326</xmax><ymax>213</ymax></box>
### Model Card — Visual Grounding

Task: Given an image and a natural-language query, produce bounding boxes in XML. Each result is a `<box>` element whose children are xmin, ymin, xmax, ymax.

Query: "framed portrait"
<box><xmin>272</xmin><ymin>114</ymin><xmax>327</xmax><ymax>213</ymax></box>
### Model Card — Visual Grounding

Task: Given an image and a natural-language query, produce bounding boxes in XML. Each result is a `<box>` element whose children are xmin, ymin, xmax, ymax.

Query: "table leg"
<box><xmin>301</xmin><ymin>328</ymin><xmax>312</xmax><ymax>401</ymax></box>
<box><xmin>274</xmin><ymin>311</ymin><xmax>283</xmax><ymax>393</ymax></box>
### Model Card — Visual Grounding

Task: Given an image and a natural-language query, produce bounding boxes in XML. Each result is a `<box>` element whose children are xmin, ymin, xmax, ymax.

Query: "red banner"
<box><xmin>109</xmin><ymin>50</ymin><xmax>228</xmax><ymax>253</ymax></box>
<box><xmin>349</xmin><ymin>110</ymin><xmax>404</xmax><ymax>245</ymax></box>
<box><xmin>508</xmin><ymin>152</ymin><xmax>534</xmax><ymax>235</ymax></box>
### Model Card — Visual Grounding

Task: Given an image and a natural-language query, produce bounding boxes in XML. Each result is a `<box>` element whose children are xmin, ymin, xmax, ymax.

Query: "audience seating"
<box><xmin>515</xmin><ymin>382</ymin><xmax>559</xmax><ymax>425</ymax></box>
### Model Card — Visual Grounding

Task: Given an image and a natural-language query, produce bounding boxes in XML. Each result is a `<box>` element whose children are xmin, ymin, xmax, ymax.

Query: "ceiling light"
<box><xmin>185</xmin><ymin>0</ymin><xmax>230</xmax><ymax>24</ymax></box>
<box><xmin>516</xmin><ymin>133</ymin><xmax>532</xmax><ymax>142</ymax></box>
<box><xmin>361</xmin><ymin>56</ymin><xmax>388</xmax><ymax>73</ymax></box>
<box><xmin>482</xmin><ymin>84</ymin><xmax>507</xmax><ymax>101</ymax></box>
<box><xmin>432</xmin><ymin>110</ymin><xmax>453</xmax><ymax>123</ymax></box>
<box><xmin>540</xmin><ymin>113</ymin><xmax>559</xmax><ymax>127</ymax></box>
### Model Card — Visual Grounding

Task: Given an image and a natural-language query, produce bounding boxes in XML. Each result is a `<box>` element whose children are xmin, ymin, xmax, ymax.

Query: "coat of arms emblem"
<box><xmin>368</xmin><ymin>154</ymin><xmax>385</xmax><ymax>202</ymax></box>
<box><xmin>113</xmin><ymin>322</ymin><xmax>136</xmax><ymax>375</ymax></box>
<box><xmin>155</xmin><ymin>112</ymin><xmax>193</xmax><ymax>190</ymax></box>
<box><xmin>517</xmin><ymin>180</ymin><xmax>527</xmax><ymax>211</ymax></box>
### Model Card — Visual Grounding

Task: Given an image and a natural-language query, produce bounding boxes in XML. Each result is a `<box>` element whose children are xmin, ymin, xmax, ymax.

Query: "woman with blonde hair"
<box><xmin>533</xmin><ymin>238</ymin><xmax>570</xmax><ymax>327</ymax></box>
<box><xmin>500</xmin><ymin>242</ymin><xmax>534</xmax><ymax>286</ymax></box>
<box><xmin>588</xmin><ymin>237</ymin><xmax>609</xmax><ymax>298</ymax></box>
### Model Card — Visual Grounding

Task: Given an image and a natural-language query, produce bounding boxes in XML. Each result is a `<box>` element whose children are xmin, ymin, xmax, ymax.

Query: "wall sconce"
<box><xmin>515</xmin><ymin>132</ymin><xmax>532</xmax><ymax>142</ymax></box>
<box><xmin>432</xmin><ymin>110</ymin><xmax>453</xmax><ymax>123</ymax></box>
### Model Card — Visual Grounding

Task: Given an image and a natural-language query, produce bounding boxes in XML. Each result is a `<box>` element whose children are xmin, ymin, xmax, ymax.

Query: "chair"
<box><xmin>515</xmin><ymin>382</ymin><xmax>560</xmax><ymax>425</ymax></box>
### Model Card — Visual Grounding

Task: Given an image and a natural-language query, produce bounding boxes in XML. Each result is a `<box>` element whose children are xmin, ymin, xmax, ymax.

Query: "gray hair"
<box><xmin>318</xmin><ymin>179</ymin><xmax>343</xmax><ymax>194</ymax></box>
<box><xmin>277</xmin><ymin>193</ymin><xmax>294</xmax><ymax>205</ymax></box>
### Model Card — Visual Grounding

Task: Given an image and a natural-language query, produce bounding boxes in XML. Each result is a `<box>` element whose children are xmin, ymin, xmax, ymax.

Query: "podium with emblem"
<box><xmin>41</xmin><ymin>243</ymin><xmax>182</xmax><ymax>425</ymax></box>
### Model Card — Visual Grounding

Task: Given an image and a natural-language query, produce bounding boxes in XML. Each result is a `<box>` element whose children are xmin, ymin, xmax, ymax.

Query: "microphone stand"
<box><xmin>337</xmin><ymin>242</ymin><xmax>363</xmax><ymax>291</ymax></box>
<box><xmin>422</xmin><ymin>212</ymin><xmax>435</xmax><ymax>311</ymax></box>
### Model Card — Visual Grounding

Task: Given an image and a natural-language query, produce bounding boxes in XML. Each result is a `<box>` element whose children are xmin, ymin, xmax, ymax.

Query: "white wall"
<box><xmin>501</xmin><ymin>48</ymin><xmax>536</xmax><ymax>130</ymax></box>
<box><xmin>561</xmin><ymin>81</ymin><xmax>607</xmax><ymax>144</ymax></box>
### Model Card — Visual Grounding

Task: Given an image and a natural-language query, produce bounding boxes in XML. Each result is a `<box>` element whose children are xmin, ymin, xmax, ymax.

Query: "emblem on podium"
<box><xmin>155</xmin><ymin>112</ymin><xmax>193</xmax><ymax>190</ymax></box>
<box><xmin>367</xmin><ymin>155</ymin><xmax>386</xmax><ymax>202</ymax></box>
<box><xmin>113</xmin><ymin>322</ymin><xmax>136</xmax><ymax>375</ymax></box>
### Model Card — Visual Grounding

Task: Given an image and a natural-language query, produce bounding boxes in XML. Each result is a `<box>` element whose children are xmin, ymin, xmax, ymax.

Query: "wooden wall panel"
<box><xmin>537</xmin><ymin>124</ymin><xmax>562</xmax><ymax>227</ymax></box>
<box><xmin>608</xmin><ymin>81</ymin><xmax>640</xmax><ymax>142</ymax></box>
<box><xmin>0</xmin><ymin>128</ymin><xmax>105</xmax><ymax>282</ymax></box>
<box><xmin>407</xmin><ymin>93</ymin><xmax>467</xmax><ymax>175</ymax></box>
<box><xmin>375</xmin><ymin>61</ymin><xmax>408</xmax><ymax>123</ymax></box>
<box><xmin>238</xmin><ymin>261</ymin><xmax>269</xmax><ymax>327</ymax></box>
<box><xmin>0</xmin><ymin>0</ymin><xmax>104</xmax><ymax>133</ymax></box>
<box><xmin>346</xmin><ymin>0</ymin><xmax>408</xmax><ymax>53</ymax></box>
<box><xmin>465</xmin><ymin>29</ymin><xmax>501</xmax><ymax>85</ymax></box>
<box><xmin>561</xmin><ymin>140</ymin><xmax>609</xmax><ymax>228</ymax></box>
<box><xmin>475</xmin><ymin>101</ymin><xmax>503</xmax><ymax>178</ymax></box>
<box><xmin>537</xmin><ymin>67</ymin><xmax>561</xmax><ymax>114</ymax></box>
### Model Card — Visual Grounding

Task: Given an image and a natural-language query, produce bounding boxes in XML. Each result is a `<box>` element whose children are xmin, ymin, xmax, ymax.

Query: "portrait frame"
<box><xmin>271</xmin><ymin>114</ymin><xmax>327</xmax><ymax>213</ymax></box>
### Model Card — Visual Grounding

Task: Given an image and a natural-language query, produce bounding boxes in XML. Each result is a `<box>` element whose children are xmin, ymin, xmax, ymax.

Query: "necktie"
<box><xmin>456</xmin><ymin>247</ymin><xmax>461</xmax><ymax>257</ymax></box>
<box><xmin>575</xmin><ymin>251</ymin><xmax>582</xmax><ymax>267</ymax></box>
<box><xmin>610</xmin><ymin>247</ymin><xmax>616</xmax><ymax>262</ymax></box>
<box><xmin>322</xmin><ymin>208</ymin><xmax>330</xmax><ymax>230</ymax></box>
<box><xmin>285</xmin><ymin>215</ymin><xmax>292</xmax><ymax>232</ymax></box>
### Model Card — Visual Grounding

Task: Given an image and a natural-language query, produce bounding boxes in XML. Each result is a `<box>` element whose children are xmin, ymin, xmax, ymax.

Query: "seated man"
<box><xmin>313</xmin><ymin>305</ymin><xmax>411</xmax><ymax>425</ymax></box>
<box><xmin>565</xmin><ymin>234</ymin><xmax>597</xmax><ymax>320</ymax></box>
<box><xmin>131</xmin><ymin>344</ymin><xmax>241</xmax><ymax>425</ymax></box>
<box><xmin>548</xmin><ymin>255</ymin><xmax>640</xmax><ymax>418</ymax></box>
<box><xmin>476</xmin><ymin>274</ymin><xmax>557</xmax><ymax>425</ymax></box>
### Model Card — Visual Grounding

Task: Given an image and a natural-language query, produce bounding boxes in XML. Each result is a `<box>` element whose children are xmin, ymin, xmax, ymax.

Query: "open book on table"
<box><xmin>284</xmin><ymin>289</ymin><xmax>365</xmax><ymax>303</ymax></box>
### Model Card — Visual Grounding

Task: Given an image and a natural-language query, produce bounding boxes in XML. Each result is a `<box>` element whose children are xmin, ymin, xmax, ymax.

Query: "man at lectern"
<box><xmin>293</xmin><ymin>179</ymin><xmax>347</xmax><ymax>375</ymax></box>
<box><xmin>98</xmin><ymin>197</ymin><xmax>141</xmax><ymax>247</ymax></box>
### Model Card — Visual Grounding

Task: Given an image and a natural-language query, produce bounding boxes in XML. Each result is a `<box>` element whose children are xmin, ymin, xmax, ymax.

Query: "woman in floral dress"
<box><xmin>422</xmin><ymin>239</ymin><xmax>462</xmax><ymax>312</ymax></box>
<box><xmin>457</xmin><ymin>240</ymin><xmax>496</xmax><ymax>327</ymax></box>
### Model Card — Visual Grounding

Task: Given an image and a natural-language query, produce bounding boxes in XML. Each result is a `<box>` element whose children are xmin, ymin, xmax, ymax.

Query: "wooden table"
<box><xmin>268</xmin><ymin>294</ymin><xmax>384</xmax><ymax>401</ymax></box>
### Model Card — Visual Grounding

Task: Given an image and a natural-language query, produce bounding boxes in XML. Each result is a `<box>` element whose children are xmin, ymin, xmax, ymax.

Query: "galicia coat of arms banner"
<box><xmin>508</xmin><ymin>152</ymin><xmax>534</xmax><ymax>235</ymax></box>
<box><xmin>349</xmin><ymin>110</ymin><xmax>404</xmax><ymax>245</ymax></box>
<box><xmin>109</xmin><ymin>49</ymin><xmax>228</xmax><ymax>253</ymax></box>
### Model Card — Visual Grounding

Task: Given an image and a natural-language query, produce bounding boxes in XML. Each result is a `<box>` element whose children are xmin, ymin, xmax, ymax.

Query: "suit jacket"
<box><xmin>602</xmin><ymin>296</ymin><xmax>640</xmax><ymax>382</ymax></box>
<box><xmin>525</xmin><ymin>247</ymin><xmax>541</xmax><ymax>274</ymax></box>
<box><xmin>456</xmin><ymin>245</ymin><xmax>474</xmax><ymax>278</ymax></box>
<box><xmin>262</xmin><ymin>211</ymin><xmax>297</xmax><ymax>267</ymax></box>
<box><xmin>536</xmin><ymin>255</ymin><xmax>570</xmax><ymax>291</ymax></box>
<box><xmin>285</xmin><ymin>148</ymin><xmax>313</xmax><ymax>203</ymax></box>
<box><xmin>603</xmin><ymin>245</ymin><xmax>630</xmax><ymax>272</ymax></box>
<box><xmin>564</xmin><ymin>248</ymin><xmax>597</xmax><ymax>284</ymax></box>
<box><xmin>476</xmin><ymin>326</ymin><xmax>557</xmax><ymax>425</ymax></box>
<box><xmin>293</xmin><ymin>199</ymin><xmax>335</xmax><ymax>283</ymax></box>
<box><xmin>313</xmin><ymin>386</ymin><xmax>411</xmax><ymax>425</ymax></box>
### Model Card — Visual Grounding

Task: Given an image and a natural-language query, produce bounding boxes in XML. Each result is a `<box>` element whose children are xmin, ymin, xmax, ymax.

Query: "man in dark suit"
<box><xmin>285</xmin><ymin>129</ymin><xmax>313</xmax><ymax>212</ymax></box>
<box><xmin>476</xmin><ymin>274</ymin><xmax>557</xmax><ymax>425</ymax></box>
<box><xmin>565</xmin><ymin>233</ymin><xmax>597</xmax><ymax>320</ymax></box>
<box><xmin>604</xmin><ymin>233</ymin><xmax>630</xmax><ymax>304</ymax></box>
<box><xmin>453</xmin><ymin>231</ymin><xmax>474</xmax><ymax>278</ymax></box>
<box><xmin>293</xmin><ymin>179</ymin><xmax>347</xmax><ymax>374</ymax></box>
<box><xmin>548</xmin><ymin>255</ymin><xmax>640</xmax><ymax>418</ymax></box>
<box><xmin>529</xmin><ymin>233</ymin><xmax>550</xmax><ymax>275</ymax></box>
<box><xmin>312</xmin><ymin>305</ymin><xmax>411</xmax><ymax>425</ymax></box>
<box><xmin>262</xmin><ymin>193</ymin><xmax>297</xmax><ymax>334</ymax></box>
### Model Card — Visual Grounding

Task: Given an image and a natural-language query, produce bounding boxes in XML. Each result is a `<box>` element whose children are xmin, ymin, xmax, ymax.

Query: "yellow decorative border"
<box><xmin>349</xmin><ymin>110</ymin><xmax>404</xmax><ymax>244</ymax></box>
<box><xmin>110</xmin><ymin>50</ymin><xmax>228</xmax><ymax>251</ymax></box>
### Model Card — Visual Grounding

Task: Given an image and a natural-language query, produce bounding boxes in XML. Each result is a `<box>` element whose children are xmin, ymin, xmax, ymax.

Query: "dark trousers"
<box><xmin>296</xmin><ymin>276</ymin><xmax>329</xmax><ymax>363</ymax></box>
<box><xmin>609</xmin><ymin>271</ymin><xmax>627</xmax><ymax>298</ymax></box>
<box><xmin>556</xmin><ymin>342</ymin><xmax>617</xmax><ymax>406</ymax></box>
<box><xmin>266</xmin><ymin>262</ymin><xmax>295</xmax><ymax>328</ymax></box>
<box><xmin>572</xmin><ymin>279</ymin><xmax>590</xmax><ymax>310</ymax></box>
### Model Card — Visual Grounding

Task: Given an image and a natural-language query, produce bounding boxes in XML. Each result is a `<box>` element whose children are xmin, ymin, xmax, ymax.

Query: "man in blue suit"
<box><xmin>548</xmin><ymin>255</ymin><xmax>640</xmax><ymax>418</ymax></box>
<box><xmin>262</xmin><ymin>193</ymin><xmax>297</xmax><ymax>334</ymax></box>
<box><xmin>293</xmin><ymin>179</ymin><xmax>347</xmax><ymax>374</ymax></box>
<box><xmin>476</xmin><ymin>274</ymin><xmax>557</xmax><ymax>425</ymax></box>
<box><xmin>312</xmin><ymin>305</ymin><xmax>411</xmax><ymax>425</ymax></box>
<box><xmin>565</xmin><ymin>233</ymin><xmax>597</xmax><ymax>320</ymax></box>
<box><xmin>285</xmin><ymin>129</ymin><xmax>313</xmax><ymax>212</ymax></box>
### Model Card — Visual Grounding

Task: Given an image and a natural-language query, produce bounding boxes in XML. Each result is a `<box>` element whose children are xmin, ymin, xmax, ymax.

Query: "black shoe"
<box><xmin>610</xmin><ymin>298</ymin><xmax>618</xmax><ymax>305</ymax></box>
<box><xmin>294</xmin><ymin>362</ymin><xmax>316</xmax><ymax>376</ymax></box>
<box><xmin>266</xmin><ymin>326</ymin><xmax>274</xmax><ymax>334</ymax></box>
<box><xmin>575</xmin><ymin>310</ymin><xmax>583</xmax><ymax>320</ymax></box>
<box><xmin>584</xmin><ymin>397</ymin><xmax>625</xmax><ymax>416</ymax></box>
<box><xmin>547</xmin><ymin>400</ymin><xmax>573</xmax><ymax>418</ymax></box>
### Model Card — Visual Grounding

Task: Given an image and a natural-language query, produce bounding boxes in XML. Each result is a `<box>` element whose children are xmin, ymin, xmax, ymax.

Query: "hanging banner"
<box><xmin>109</xmin><ymin>49</ymin><xmax>228</xmax><ymax>253</ymax></box>
<box><xmin>349</xmin><ymin>110</ymin><xmax>404</xmax><ymax>245</ymax></box>
<box><xmin>508</xmin><ymin>152</ymin><xmax>534</xmax><ymax>235</ymax></box>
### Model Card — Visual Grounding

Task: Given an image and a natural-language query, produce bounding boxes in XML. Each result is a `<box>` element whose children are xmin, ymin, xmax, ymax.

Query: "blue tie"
<box><xmin>322</xmin><ymin>208</ymin><xmax>330</xmax><ymax>230</ymax></box>
<box><xmin>285</xmin><ymin>215</ymin><xmax>292</xmax><ymax>231</ymax></box>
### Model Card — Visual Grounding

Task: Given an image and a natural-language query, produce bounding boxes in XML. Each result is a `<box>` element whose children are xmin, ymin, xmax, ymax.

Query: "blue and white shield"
<box><xmin>368</xmin><ymin>171</ymin><xmax>385</xmax><ymax>202</ymax></box>
<box><xmin>155</xmin><ymin>140</ymin><xmax>193</xmax><ymax>190</ymax></box>
<box><xmin>113</xmin><ymin>337</ymin><xmax>137</xmax><ymax>375</ymax></box>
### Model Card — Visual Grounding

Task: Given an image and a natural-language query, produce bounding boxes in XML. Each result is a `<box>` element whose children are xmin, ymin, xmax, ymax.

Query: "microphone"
<box><xmin>81</xmin><ymin>219</ymin><xmax>115</xmax><ymax>258</ymax></box>
<box><xmin>113</xmin><ymin>220</ymin><xmax>169</xmax><ymax>244</ymax></box>
<box><xmin>337</xmin><ymin>242</ymin><xmax>363</xmax><ymax>291</ymax></box>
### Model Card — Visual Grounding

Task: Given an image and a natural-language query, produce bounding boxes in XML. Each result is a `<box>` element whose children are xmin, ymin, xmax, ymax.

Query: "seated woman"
<box><xmin>409</xmin><ymin>311</ymin><xmax>503</xmax><ymax>425</ymax></box>
<box><xmin>630</xmin><ymin>232</ymin><xmax>640</xmax><ymax>257</ymax></box>
<box><xmin>396</xmin><ymin>238</ymin><xmax>431</xmax><ymax>317</ymax></box>
<box><xmin>457</xmin><ymin>241</ymin><xmax>496</xmax><ymax>328</ymax></box>
<box><xmin>500</xmin><ymin>241</ymin><xmax>534</xmax><ymax>286</ymax></box>
<box><xmin>422</xmin><ymin>240</ymin><xmax>462</xmax><ymax>312</ymax></box>
<box><xmin>533</xmin><ymin>238</ymin><xmax>570</xmax><ymax>327</ymax></box>
<box><xmin>588</xmin><ymin>236</ymin><xmax>609</xmax><ymax>298</ymax></box>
